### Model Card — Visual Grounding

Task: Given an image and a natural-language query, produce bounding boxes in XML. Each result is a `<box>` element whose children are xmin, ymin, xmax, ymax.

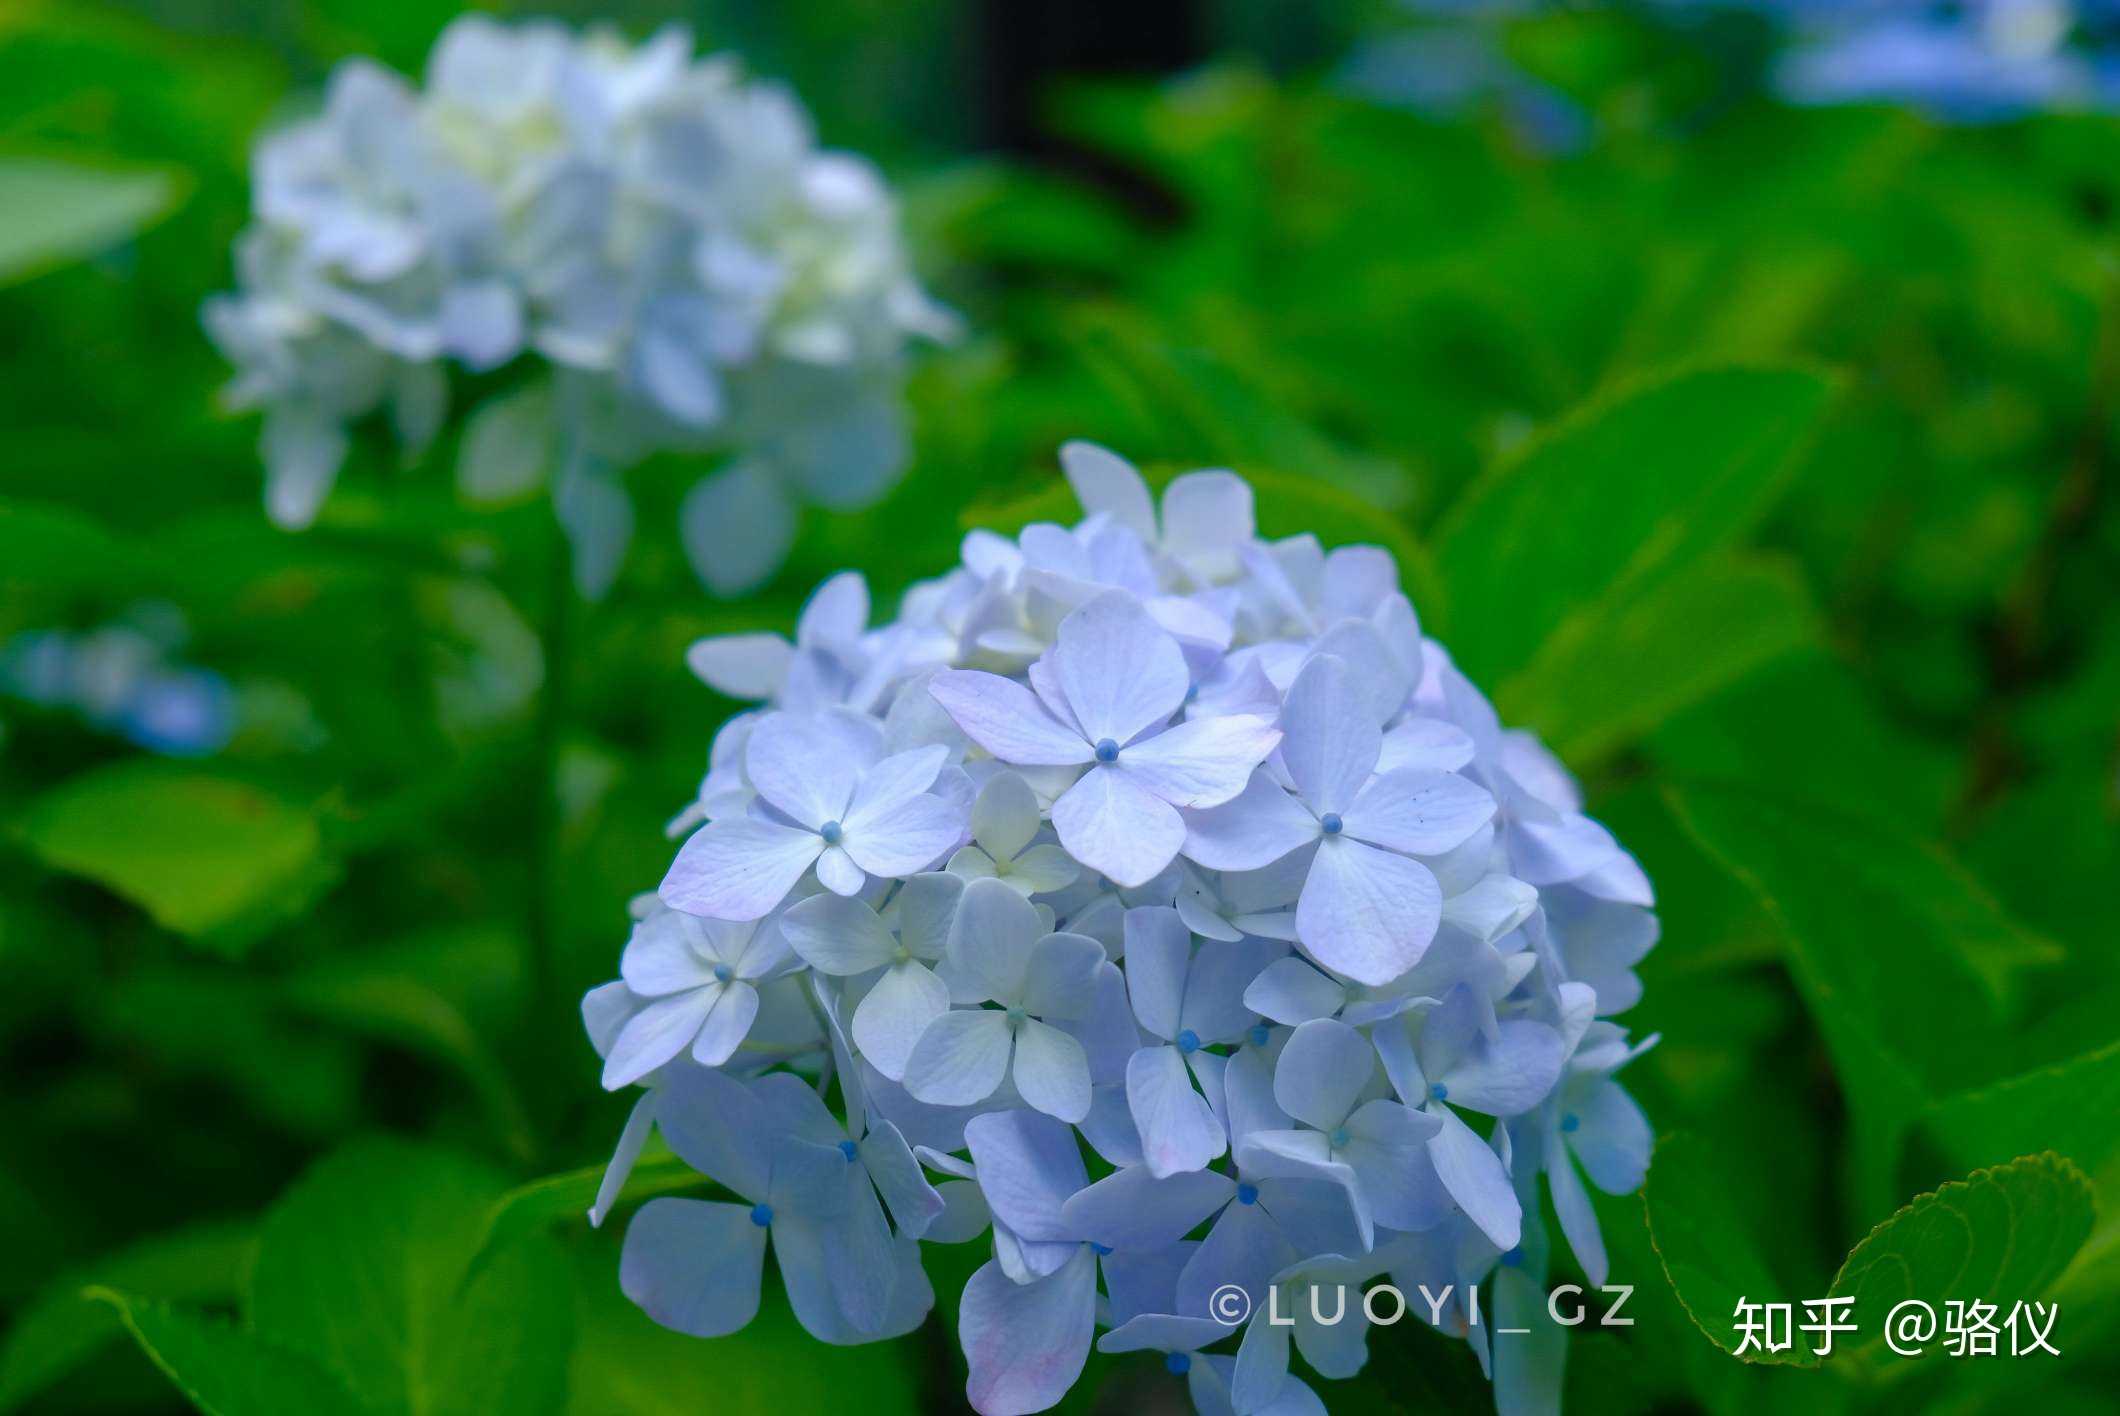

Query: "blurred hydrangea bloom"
<box><xmin>205</xmin><ymin>17</ymin><xmax>955</xmax><ymax>597</ymax></box>
<box><xmin>582</xmin><ymin>445</ymin><xmax>1659</xmax><ymax>1415</ymax></box>
<box><xmin>1344</xmin><ymin>1</ymin><xmax>2120</xmax><ymax>135</ymax></box>
<box><xmin>0</xmin><ymin>603</ymin><xmax>235</xmax><ymax>756</ymax></box>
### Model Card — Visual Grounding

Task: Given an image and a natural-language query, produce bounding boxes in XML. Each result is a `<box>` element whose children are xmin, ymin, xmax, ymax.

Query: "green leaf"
<box><xmin>84</xmin><ymin>1291</ymin><xmax>367</xmax><ymax>1416</ymax></box>
<box><xmin>564</xmin><ymin>1230</ymin><xmax>924</xmax><ymax>1416</ymax></box>
<box><xmin>472</xmin><ymin>1137</ymin><xmax>702</xmax><ymax>1268</ymax></box>
<box><xmin>17</xmin><ymin>763</ymin><xmax>328</xmax><ymax>949</ymax></box>
<box><xmin>1664</xmin><ymin>780</ymin><xmax>2060</xmax><ymax>1213</ymax></box>
<box><xmin>0</xmin><ymin>158</ymin><xmax>179</xmax><ymax>287</ymax></box>
<box><xmin>1498</xmin><ymin>551</ymin><xmax>1818</xmax><ymax>766</ymax></box>
<box><xmin>248</xmin><ymin>1138</ymin><xmax>573</xmax><ymax>1415</ymax></box>
<box><xmin>280</xmin><ymin>929</ymin><xmax>536</xmax><ymax>1162</ymax></box>
<box><xmin>0</xmin><ymin>1221</ymin><xmax>255</xmax><ymax>1412</ymax></box>
<box><xmin>1436</xmin><ymin>364</ymin><xmax>1835</xmax><ymax>689</ymax></box>
<box><xmin>0</xmin><ymin>499</ymin><xmax>127</xmax><ymax>595</ymax></box>
<box><xmin>1915</xmin><ymin>1041</ymin><xmax>2120</xmax><ymax>1181</ymax></box>
<box><xmin>1826</xmin><ymin>1153</ymin><xmax>2094</xmax><ymax>1369</ymax></box>
<box><xmin>1644</xmin><ymin>1131</ymin><xmax>1823</xmax><ymax>1368</ymax></box>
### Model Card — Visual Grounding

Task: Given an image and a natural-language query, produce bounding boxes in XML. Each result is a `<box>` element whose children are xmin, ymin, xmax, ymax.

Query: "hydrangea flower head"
<box><xmin>584</xmin><ymin>443</ymin><xmax>1661</xmax><ymax>1414</ymax></box>
<box><xmin>206</xmin><ymin>17</ymin><xmax>953</xmax><ymax>597</ymax></box>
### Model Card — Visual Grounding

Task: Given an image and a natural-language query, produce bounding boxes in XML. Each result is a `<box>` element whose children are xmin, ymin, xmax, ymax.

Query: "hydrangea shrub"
<box><xmin>583</xmin><ymin>444</ymin><xmax>1659</xmax><ymax>1414</ymax></box>
<box><xmin>206</xmin><ymin>17</ymin><xmax>953</xmax><ymax>597</ymax></box>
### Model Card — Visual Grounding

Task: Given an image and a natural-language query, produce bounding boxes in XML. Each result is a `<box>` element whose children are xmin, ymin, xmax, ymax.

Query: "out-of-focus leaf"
<box><xmin>1500</xmin><ymin>551</ymin><xmax>1817</xmax><ymax>765</ymax></box>
<box><xmin>563</xmin><ymin>1229</ymin><xmax>923</xmax><ymax>1416</ymax></box>
<box><xmin>1665</xmin><ymin>780</ymin><xmax>2060</xmax><ymax>1212</ymax></box>
<box><xmin>1914</xmin><ymin>1041</ymin><xmax>2120</xmax><ymax>1183</ymax></box>
<box><xmin>1825</xmin><ymin>1153</ymin><xmax>2093</xmax><ymax>1370</ymax></box>
<box><xmin>0</xmin><ymin>1220</ymin><xmax>254</xmax><ymax>1413</ymax></box>
<box><xmin>1651</xmin><ymin>652</ymin><xmax>1960</xmax><ymax>835</ymax></box>
<box><xmin>0</xmin><ymin>158</ymin><xmax>179</xmax><ymax>287</ymax></box>
<box><xmin>86</xmin><ymin>1290</ymin><xmax>368</xmax><ymax>1416</ymax></box>
<box><xmin>17</xmin><ymin>763</ymin><xmax>328</xmax><ymax>949</ymax></box>
<box><xmin>1644</xmin><ymin>1131</ymin><xmax>1823</xmax><ymax>1368</ymax></box>
<box><xmin>0</xmin><ymin>500</ymin><xmax>127</xmax><ymax>595</ymax></box>
<box><xmin>473</xmin><ymin>1136</ymin><xmax>700</xmax><ymax>1267</ymax></box>
<box><xmin>458</xmin><ymin>383</ymin><xmax>554</xmax><ymax>507</ymax></box>
<box><xmin>280</xmin><ymin>929</ymin><xmax>534</xmax><ymax>1161</ymax></box>
<box><xmin>1436</xmin><ymin>365</ymin><xmax>1835</xmax><ymax>688</ymax></box>
<box><xmin>248</xmin><ymin>1138</ymin><xmax>572</xmax><ymax>1415</ymax></box>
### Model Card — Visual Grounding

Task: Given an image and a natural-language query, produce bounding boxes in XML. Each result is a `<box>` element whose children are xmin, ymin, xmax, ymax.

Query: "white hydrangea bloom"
<box><xmin>584</xmin><ymin>444</ymin><xmax>1660</xmax><ymax>1415</ymax></box>
<box><xmin>205</xmin><ymin>17</ymin><xmax>954</xmax><ymax>597</ymax></box>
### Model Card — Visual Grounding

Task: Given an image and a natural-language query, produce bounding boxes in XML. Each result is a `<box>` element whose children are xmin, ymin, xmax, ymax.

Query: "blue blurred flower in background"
<box><xmin>0</xmin><ymin>602</ymin><xmax>234</xmax><ymax>757</ymax></box>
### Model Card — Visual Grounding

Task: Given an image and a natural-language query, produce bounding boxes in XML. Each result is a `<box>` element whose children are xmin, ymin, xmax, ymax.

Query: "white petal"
<box><xmin>815</xmin><ymin>845</ymin><xmax>865</xmax><ymax>895</ymax></box>
<box><xmin>961</xmin><ymin>1250</ymin><xmax>1097</xmax><ymax>1416</ymax></box>
<box><xmin>1012</xmin><ymin>1018</ymin><xmax>1091</xmax><ymax>1122</ymax></box>
<box><xmin>843</xmin><ymin>792</ymin><xmax>965</xmax><ymax>879</ymax></box>
<box><xmin>686</xmin><ymin>632</ymin><xmax>793</xmax><ymax>701</ymax></box>
<box><xmin>747</xmin><ymin>712</ymin><xmax>866</xmax><ymax>828</ymax></box>
<box><xmin>902</xmin><ymin>1008</ymin><xmax>1013</xmax><ymax>1107</ymax></box>
<box><xmin>1121</xmin><ymin>906</ymin><xmax>1192</xmax><ymax>1040</ymax></box>
<box><xmin>691</xmin><ymin>980</ymin><xmax>760</xmax><ymax>1066</ymax></box>
<box><xmin>971</xmin><ymin>770</ymin><xmax>1042</xmax><ymax>861</ymax></box>
<box><xmin>1428</xmin><ymin>1106</ymin><xmax>1521</xmax><ymax>1251</ymax></box>
<box><xmin>853</xmin><ymin>961</ymin><xmax>953</xmax><ymax>1080</ymax></box>
<box><xmin>843</xmin><ymin>745</ymin><xmax>949</xmax><ymax>832</ymax></box>
<box><xmin>1243</xmin><ymin>957</ymin><xmax>1345</xmax><ymax>1027</ymax></box>
<box><xmin>779</xmin><ymin>892</ymin><xmax>897</xmax><ymax>974</ymax></box>
<box><xmin>601</xmin><ymin>988</ymin><xmax>714</xmax><ymax>1089</ymax></box>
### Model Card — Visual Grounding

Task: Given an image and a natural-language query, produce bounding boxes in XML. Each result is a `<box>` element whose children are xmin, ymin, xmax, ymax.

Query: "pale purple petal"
<box><xmin>961</xmin><ymin>1249</ymin><xmax>1097</xmax><ymax>1416</ymax></box>
<box><xmin>902</xmin><ymin>1009</ymin><xmax>1013</xmax><ymax>1107</ymax></box>
<box><xmin>1243</xmin><ymin>957</ymin><xmax>1345</xmax><ymax>1027</ymax></box>
<box><xmin>1295</xmin><ymin>839</ymin><xmax>1441</xmax><ymax>986</ymax></box>
<box><xmin>1052</xmin><ymin>765</ymin><xmax>1186</xmax><ymax>889</ymax></box>
<box><xmin>1341</xmin><ymin>769</ymin><xmax>1495</xmax><ymax>856</ymax></box>
<box><xmin>690</xmin><ymin>980</ymin><xmax>760</xmax><ymax>1066</ymax></box>
<box><xmin>1011</xmin><ymin>1018</ymin><xmax>1092</xmax><ymax>1122</ymax></box>
<box><xmin>963</xmin><ymin>1108</ymin><xmax>1088</xmax><ymax>1239</ymax></box>
<box><xmin>853</xmin><ymin>961</ymin><xmax>952</xmax><ymax>1080</ymax></box>
<box><xmin>1271</xmin><ymin>1019</ymin><xmax>1374</xmax><ymax>1132</ymax></box>
<box><xmin>1020</xmin><ymin>932</ymin><xmax>1107</xmax><ymax>1021</ymax></box>
<box><xmin>843</xmin><ymin>791</ymin><xmax>964</xmax><ymax>878</ymax></box>
<box><xmin>1119</xmin><ymin>714</ymin><xmax>1282</xmax><ymax>810</ymax></box>
<box><xmin>1050</xmin><ymin>591</ymin><xmax>1189</xmax><ymax>750</ymax></box>
<box><xmin>1127</xmin><ymin>1044</ymin><xmax>1228</xmax><ymax>1176</ymax></box>
<box><xmin>686</xmin><ymin>632</ymin><xmax>792</xmax><ymax>700</ymax></box>
<box><xmin>1181</xmin><ymin>772</ymin><xmax>1319</xmax><ymax>872</ymax></box>
<box><xmin>660</xmin><ymin>818</ymin><xmax>821</xmax><ymax>920</ymax></box>
<box><xmin>620</xmin><ymin>1198</ymin><xmax>766</xmax><ymax>1337</ymax></box>
<box><xmin>779</xmin><ymin>892</ymin><xmax>897</xmax><ymax>974</ymax></box>
<box><xmin>929</xmin><ymin>669</ymin><xmax>1093</xmax><ymax>766</ymax></box>
<box><xmin>1121</xmin><ymin>906</ymin><xmax>1191</xmax><ymax>1041</ymax></box>
<box><xmin>602</xmin><ymin>988</ymin><xmax>714</xmax><ymax>1089</ymax></box>
<box><xmin>746</xmin><ymin>712</ymin><xmax>871</xmax><ymax>828</ymax></box>
<box><xmin>1428</xmin><ymin>1105</ymin><xmax>1521</xmax><ymax>1251</ymax></box>
<box><xmin>1279</xmin><ymin>655</ymin><xmax>1380</xmax><ymax>814</ymax></box>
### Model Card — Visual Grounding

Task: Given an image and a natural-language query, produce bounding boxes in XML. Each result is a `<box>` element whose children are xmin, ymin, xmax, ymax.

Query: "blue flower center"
<box><xmin>1165</xmin><ymin>1351</ymin><xmax>1192</xmax><ymax>1375</ymax></box>
<box><xmin>1236</xmin><ymin>1183</ymin><xmax>1259</xmax><ymax>1206</ymax></box>
<box><xmin>1094</xmin><ymin>737</ymin><xmax>1120</xmax><ymax>764</ymax></box>
<box><xmin>818</xmin><ymin>820</ymin><xmax>843</xmax><ymax>845</ymax></box>
<box><xmin>1176</xmin><ymin>1029</ymin><xmax>1201</xmax><ymax>1054</ymax></box>
<box><xmin>839</xmin><ymin>1139</ymin><xmax>860</xmax><ymax>1161</ymax></box>
<box><xmin>749</xmin><ymin>1203</ymin><xmax>774</xmax><ymax>1228</ymax></box>
<box><xmin>712</xmin><ymin>963</ymin><xmax>734</xmax><ymax>984</ymax></box>
<box><xmin>1500</xmin><ymin>1247</ymin><xmax>1523</xmax><ymax>1268</ymax></box>
<box><xmin>1560</xmin><ymin>1113</ymin><xmax>1580</xmax><ymax>1133</ymax></box>
<box><xmin>1327</xmin><ymin>1126</ymin><xmax>1350</xmax><ymax>1149</ymax></box>
<box><xmin>1320</xmin><ymin>812</ymin><xmax>1343</xmax><ymax>836</ymax></box>
<box><xmin>1090</xmin><ymin>1242</ymin><xmax>1113</xmax><ymax>1256</ymax></box>
<box><xmin>1248</xmin><ymin>1024</ymin><xmax>1270</xmax><ymax>1047</ymax></box>
<box><xmin>1429</xmin><ymin>1083</ymin><xmax>1449</xmax><ymax>1102</ymax></box>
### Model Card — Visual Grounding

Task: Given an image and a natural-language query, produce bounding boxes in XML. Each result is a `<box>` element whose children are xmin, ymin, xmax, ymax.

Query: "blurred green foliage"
<box><xmin>2</xmin><ymin>2</ymin><xmax>2116</xmax><ymax>1413</ymax></box>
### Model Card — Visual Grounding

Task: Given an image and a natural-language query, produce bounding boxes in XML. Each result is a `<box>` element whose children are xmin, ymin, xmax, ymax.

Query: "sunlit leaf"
<box><xmin>0</xmin><ymin>158</ymin><xmax>179</xmax><ymax>287</ymax></box>
<box><xmin>18</xmin><ymin>763</ymin><xmax>331</xmax><ymax>949</ymax></box>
